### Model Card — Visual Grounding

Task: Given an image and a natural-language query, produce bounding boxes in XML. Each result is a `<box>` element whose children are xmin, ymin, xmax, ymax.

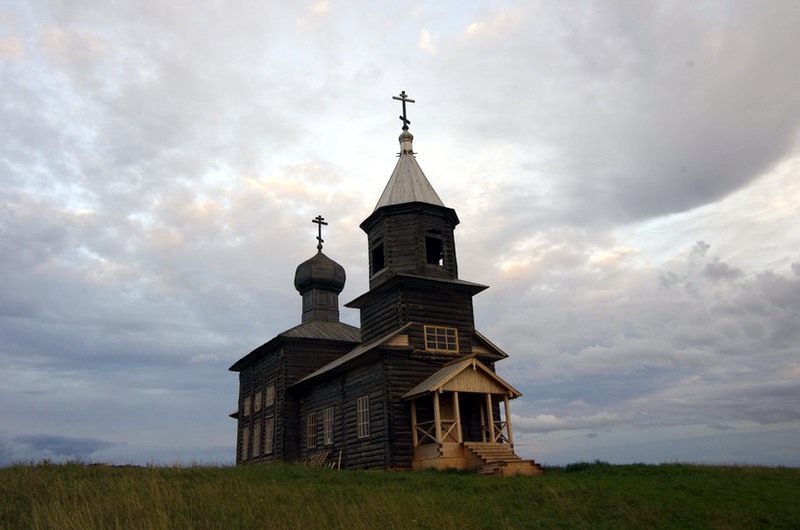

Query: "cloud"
<box><xmin>1</xmin><ymin>0</ymin><xmax>799</xmax><ymax>467</ymax></box>
<box><xmin>2</xmin><ymin>434</ymin><xmax>116</xmax><ymax>464</ymax></box>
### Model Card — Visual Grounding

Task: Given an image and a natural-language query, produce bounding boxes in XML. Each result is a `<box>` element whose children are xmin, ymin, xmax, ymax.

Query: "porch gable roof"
<box><xmin>402</xmin><ymin>355</ymin><xmax>521</xmax><ymax>400</ymax></box>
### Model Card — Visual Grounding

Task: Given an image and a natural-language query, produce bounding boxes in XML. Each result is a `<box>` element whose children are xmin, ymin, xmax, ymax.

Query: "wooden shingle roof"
<box><xmin>228</xmin><ymin>320</ymin><xmax>360</xmax><ymax>372</ymax></box>
<box><xmin>374</xmin><ymin>133</ymin><xmax>444</xmax><ymax>210</ymax></box>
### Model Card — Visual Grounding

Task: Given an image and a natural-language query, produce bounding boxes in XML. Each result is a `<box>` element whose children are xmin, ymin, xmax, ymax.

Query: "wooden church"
<box><xmin>230</xmin><ymin>92</ymin><xmax>541</xmax><ymax>476</ymax></box>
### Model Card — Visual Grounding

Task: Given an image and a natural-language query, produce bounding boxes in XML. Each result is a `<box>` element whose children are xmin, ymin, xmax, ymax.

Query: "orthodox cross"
<box><xmin>312</xmin><ymin>215</ymin><xmax>328</xmax><ymax>251</ymax></box>
<box><xmin>392</xmin><ymin>90</ymin><xmax>415</xmax><ymax>130</ymax></box>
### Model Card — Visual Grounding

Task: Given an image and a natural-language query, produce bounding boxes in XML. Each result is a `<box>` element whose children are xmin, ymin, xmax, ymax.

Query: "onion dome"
<box><xmin>294</xmin><ymin>251</ymin><xmax>346</xmax><ymax>294</ymax></box>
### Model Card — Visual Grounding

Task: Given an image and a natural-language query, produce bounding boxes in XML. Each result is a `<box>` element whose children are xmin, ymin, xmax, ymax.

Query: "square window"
<box><xmin>424</xmin><ymin>325</ymin><xmax>458</xmax><ymax>352</ymax></box>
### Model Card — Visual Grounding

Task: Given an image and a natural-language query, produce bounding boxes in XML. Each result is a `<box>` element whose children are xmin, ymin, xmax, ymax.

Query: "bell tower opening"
<box><xmin>371</xmin><ymin>242</ymin><xmax>385</xmax><ymax>274</ymax></box>
<box><xmin>425</xmin><ymin>233</ymin><xmax>443</xmax><ymax>266</ymax></box>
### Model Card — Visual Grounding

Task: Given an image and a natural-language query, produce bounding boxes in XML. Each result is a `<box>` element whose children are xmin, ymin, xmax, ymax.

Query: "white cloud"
<box><xmin>2</xmin><ymin>0</ymin><xmax>799</xmax><ymax>466</ymax></box>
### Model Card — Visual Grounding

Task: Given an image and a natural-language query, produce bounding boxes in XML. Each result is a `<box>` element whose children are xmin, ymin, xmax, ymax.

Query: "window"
<box><xmin>252</xmin><ymin>422</ymin><xmax>261</xmax><ymax>457</ymax></box>
<box><xmin>424</xmin><ymin>325</ymin><xmax>458</xmax><ymax>352</ymax></box>
<box><xmin>240</xmin><ymin>426</ymin><xmax>250</xmax><ymax>461</ymax></box>
<box><xmin>254</xmin><ymin>391</ymin><xmax>262</xmax><ymax>412</ymax></box>
<box><xmin>307</xmin><ymin>412</ymin><xmax>317</xmax><ymax>448</ymax></box>
<box><xmin>371</xmin><ymin>243</ymin><xmax>385</xmax><ymax>273</ymax></box>
<box><xmin>356</xmin><ymin>396</ymin><xmax>370</xmax><ymax>438</ymax></box>
<box><xmin>243</xmin><ymin>395</ymin><xmax>251</xmax><ymax>416</ymax></box>
<box><xmin>425</xmin><ymin>236</ymin><xmax>443</xmax><ymax>266</ymax></box>
<box><xmin>323</xmin><ymin>407</ymin><xmax>334</xmax><ymax>445</ymax></box>
<box><xmin>264</xmin><ymin>417</ymin><xmax>274</xmax><ymax>455</ymax></box>
<box><xmin>265</xmin><ymin>384</ymin><xmax>275</xmax><ymax>408</ymax></box>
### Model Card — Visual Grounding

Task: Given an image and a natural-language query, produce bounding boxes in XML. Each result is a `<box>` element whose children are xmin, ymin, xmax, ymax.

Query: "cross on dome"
<box><xmin>312</xmin><ymin>215</ymin><xmax>328</xmax><ymax>251</ymax></box>
<box><xmin>392</xmin><ymin>90</ymin><xmax>415</xmax><ymax>131</ymax></box>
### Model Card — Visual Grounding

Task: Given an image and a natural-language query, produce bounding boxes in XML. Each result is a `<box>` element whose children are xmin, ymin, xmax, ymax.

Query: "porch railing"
<box><xmin>415</xmin><ymin>419</ymin><xmax>458</xmax><ymax>445</ymax></box>
<box><xmin>485</xmin><ymin>420</ymin><xmax>509</xmax><ymax>443</ymax></box>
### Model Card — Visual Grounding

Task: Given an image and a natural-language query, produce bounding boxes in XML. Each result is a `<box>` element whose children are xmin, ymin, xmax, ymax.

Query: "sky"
<box><xmin>1</xmin><ymin>1</ymin><xmax>799</xmax><ymax>467</ymax></box>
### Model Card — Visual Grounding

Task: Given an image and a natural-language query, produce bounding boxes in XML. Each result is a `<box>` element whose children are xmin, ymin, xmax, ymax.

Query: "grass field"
<box><xmin>1</xmin><ymin>461</ymin><xmax>798</xmax><ymax>529</ymax></box>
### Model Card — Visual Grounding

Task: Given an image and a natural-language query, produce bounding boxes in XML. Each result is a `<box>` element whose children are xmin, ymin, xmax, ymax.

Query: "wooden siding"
<box><xmin>385</xmin><ymin>350</ymin><xmax>453</xmax><ymax>469</ymax></box>
<box><xmin>441</xmin><ymin>369</ymin><xmax>507</xmax><ymax>394</ymax></box>
<box><xmin>363</xmin><ymin>204</ymin><xmax>459</xmax><ymax>290</ymax></box>
<box><xmin>358</xmin><ymin>280</ymin><xmax>477</xmax><ymax>346</ymax></box>
<box><xmin>236</xmin><ymin>346</ymin><xmax>285</xmax><ymax>464</ymax></box>
<box><xmin>300</xmin><ymin>358</ymin><xmax>389</xmax><ymax>469</ymax></box>
<box><xmin>235</xmin><ymin>338</ymin><xmax>357</xmax><ymax>465</ymax></box>
<box><xmin>358</xmin><ymin>287</ymin><xmax>404</xmax><ymax>344</ymax></box>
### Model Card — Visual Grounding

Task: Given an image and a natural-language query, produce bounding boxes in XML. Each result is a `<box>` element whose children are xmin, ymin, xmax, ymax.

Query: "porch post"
<box><xmin>479</xmin><ymin>401</ymin><xmax>486</xmax><ymax>442</ymax></box>
<box><xmin>503</xmin><ymin>395</ymin><xmax>514</xmax><ymax>445</ymax></box>
<box><xmin>485</xmin><ymin>394</ymin><xmax>495</xmax><ymax>442</ymax></box>
<box><xmin>453</xmin><ymin>391</ymin><xmax>463</xmax><ymax>443</ymax></box>
<box><xmin>433</xmin><ymin>391</ymin><xmax>442</xmax><ymax>444</ymax></box>
<box><xmin>411</xmin><ymin>399</ymin><xmax>419</xmax><ymax>447</ymax></box>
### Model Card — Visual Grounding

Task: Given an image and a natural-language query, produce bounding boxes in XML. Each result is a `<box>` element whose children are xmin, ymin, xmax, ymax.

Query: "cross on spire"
<box><xmin>392</xmin><ymin>90</ymin><xmax>415</xmax><ymax>131</ymax></box>
<box><xmin>312</xmin><ymin>215</ymin><xmax>328</xmax><ymax>251</ymax></box>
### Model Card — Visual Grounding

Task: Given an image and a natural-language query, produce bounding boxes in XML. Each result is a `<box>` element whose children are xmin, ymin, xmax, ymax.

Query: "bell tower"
<box><xmin>347</xmin><ymin>92</ymin><xmax>486</xmax><ymax>345</ymax></box>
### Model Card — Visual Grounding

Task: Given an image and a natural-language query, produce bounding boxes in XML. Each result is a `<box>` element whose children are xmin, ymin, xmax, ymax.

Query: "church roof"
<box><xmin>373</xmin><ymin>131</ymin><xmax>445</xmax><ymax>210</ymax></box>
<box><xmin>228</xmin><ymin>320</ymin><xmax>360</xmax><ymax>372</ymax></box>
<box><xmin>402</xmin><ymin>355</ymin><xmax>521</xmax><ymax>400</ymax></box>
<box><xmin>291</xmin><ymin>323</ymin><xmax>413</xmax><ymax>387</ymax></box>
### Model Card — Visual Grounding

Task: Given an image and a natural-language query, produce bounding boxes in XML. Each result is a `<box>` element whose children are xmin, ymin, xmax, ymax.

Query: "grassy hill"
<box><xmin>2</xmin><ymin>461</ymin><xmax>798</xmax><ymax>529</ymax></box>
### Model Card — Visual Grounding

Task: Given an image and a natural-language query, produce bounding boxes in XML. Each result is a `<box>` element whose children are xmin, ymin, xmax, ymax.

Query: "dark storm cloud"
<box><xmin>433</xmin><ymin>2</ymin><xmax>800</xmax><ymax>225</ymax></box>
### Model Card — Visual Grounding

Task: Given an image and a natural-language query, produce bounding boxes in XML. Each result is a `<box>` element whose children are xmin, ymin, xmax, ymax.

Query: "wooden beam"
<box><xmin>479</xmin><ymin>401</ymin><xmax>486</xmax><ymax>442</ymax></box>
<box><xmin>433</xmin><ymin>391</ymin><xmax>442</xmax><ymax>444</ymax></box>
<box><xmin>504</xmin><ymin>395</ymin><xmax>514</xmax><ymax>445</ymax></box>
<box><xmin>485</xmin><ymin>394</ymin><xmax>494</xmax><ymax>442</ymax></box>
<box><xmin>453</xmin><ymin>391</ymin><xmax>463</xmax><ymax>443</ymax></box>
<box><xmin>411</xmin><ymin>399</ymin><xmax>419</xmax><ymax>447</ymax></box>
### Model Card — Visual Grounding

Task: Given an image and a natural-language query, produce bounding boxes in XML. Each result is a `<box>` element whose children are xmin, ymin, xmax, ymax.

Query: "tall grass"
<box><xmin>1</xmin><ymin>461</ymin><xmax>798</xmax><ymax>529</ymax></box>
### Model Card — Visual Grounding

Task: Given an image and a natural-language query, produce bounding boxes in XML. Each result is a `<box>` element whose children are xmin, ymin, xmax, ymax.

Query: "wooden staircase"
<box><xmin>463</xmin><ymin>442</ymin><xmax>543</xmax><ymax>477</ymax></box>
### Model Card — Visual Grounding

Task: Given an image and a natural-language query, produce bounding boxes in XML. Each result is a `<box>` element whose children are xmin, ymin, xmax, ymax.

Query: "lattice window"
<box><xmin>240</xmin><ymin>426</ymin><xmax>249</xmax><ymax>461</ymax></box>
<box><xmin>264</xmin><ymin>417</ymin><xmax>274</xmax><ymax>455</ymax></box>
<box><xmin>254</xmin><ymin>391</ymin><xmax>262</xmax><ymax>412</ymax></box>
<box><xmin>252</xmin><ymin>422</ymin><xmax>261</xmax><ymax>458</ymax></box>
<box><xmin>307</xmin><ymin>412</ymin><xmax>317</xmax><ymax>448</ymax></box>
<box><xmin>265</xmin><ymin>384</ymin><xmax>275</xmax><ymax>408</ymax></box>
<box><xmin>356</xmin><ymin>396</ymin><xmax>370</xmax><ymax>439</ymax></box>
<box><xmin>323</xmin><ymin>407</ymin><xmax>334</xmax><ymax>445</ymax></box>
<box><xmin>424</xmin><ymin>325</ymin><xmax>458</xmax><ymax>352</ymax></box>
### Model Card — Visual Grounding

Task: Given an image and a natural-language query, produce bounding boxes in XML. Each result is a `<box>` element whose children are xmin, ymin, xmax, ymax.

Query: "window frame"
<box><xmin>252</xmin><ymin>421</ymin><xmax>261</xmax><ymax>458</ymax></box>
<box><xmin>323</xmin><ymin>406</ymin><xmax>334</xmax><ymax>446</ymax></box>
<box><xmin>307</xmin><ymin>412</ymin><xmax>317</xmax><ymax>449</ymax></box>
<box><xmin>264</xmin><ymin>417</ymin><xmax>274</xmax><ymax>455</ymax></box>
<box><xmin>424</xmin><ymin>325</ymin><xmax>459</xmax><ymax>352</ymax></box>
<box><xmin>356</xmin><ymin>396</ymin><xmax>370</xmax><ymax>439</ymax></box>
<box><xmin>240</xmin><ymin>426</ymin><xmax>250</xmax><ymax>461</ymax></box>
<box><xmin>265</xmin><ymin>384</ymin><xmax>275</xmax><ymax>408</ymax></box>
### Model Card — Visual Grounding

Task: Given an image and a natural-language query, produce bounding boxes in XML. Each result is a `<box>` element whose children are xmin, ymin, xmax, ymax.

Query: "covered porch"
<box><xmin>403</xmin><ymin>356</ymin><xmax>541</xmax><ymax>475</ymax></box>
